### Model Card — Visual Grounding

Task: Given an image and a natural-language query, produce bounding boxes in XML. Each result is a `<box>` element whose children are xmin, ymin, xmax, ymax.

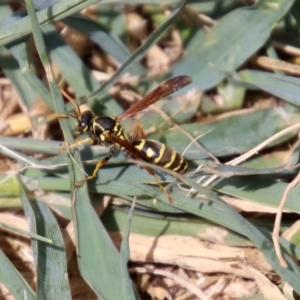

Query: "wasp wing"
<box><xmin>116</xmin><ymin>75</ymin><xmax>192</xmax><ymax>121</ymax></box>
<box><xmin>107</xmin><ymin>133</ymin><xmax>151</xmax><ymax>162</ymax></box>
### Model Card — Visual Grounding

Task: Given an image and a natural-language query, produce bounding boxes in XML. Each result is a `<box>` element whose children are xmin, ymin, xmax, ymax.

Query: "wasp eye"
<box><xmin>80</xmin><ymin>121</ymin><xmax>86</xmax><ymax>128</ymax></box>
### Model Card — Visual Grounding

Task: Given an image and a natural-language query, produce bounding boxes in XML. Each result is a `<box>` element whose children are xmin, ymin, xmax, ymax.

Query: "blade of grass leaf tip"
<box><xmin>0</xmin><ymin>248</ymin><xmax>35</xmax><ymax>299</ymax></box>
<box><xmin>19</xmin><ymin>178</ymin><xmax>72</xmax><ymax>299</ymax></box>
<box><xmin>72</xmin><ymin>186</ymin><xmax>137</xmax><ymax>299</ymax></box>
<box><xmin>120</xmin><ymin>197</ymin><xmax>138</xmax><ymax>299</ymax></box>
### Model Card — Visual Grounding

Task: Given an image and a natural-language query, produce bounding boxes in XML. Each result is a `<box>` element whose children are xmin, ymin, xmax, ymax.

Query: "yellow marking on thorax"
<box><xmin>119</xmin><ymin>129</ymin><xmax>127</xmax><ymax>140</ymax></box>
<box><xmin>113</xmin><ymin>123</ymin><xmax>120</xmax><ymax>133</ymax></box>
<box><xmin>93</xmin><ymin>120</ymin><xmax>104</xmax><ymax>131</ymax></box>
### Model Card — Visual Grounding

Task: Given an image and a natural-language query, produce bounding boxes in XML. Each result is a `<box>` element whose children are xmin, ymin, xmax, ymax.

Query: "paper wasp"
<box><xmin>64</xmin><ymin>75</ymin><xmax>192</xmax><ymax>202</ymax></box>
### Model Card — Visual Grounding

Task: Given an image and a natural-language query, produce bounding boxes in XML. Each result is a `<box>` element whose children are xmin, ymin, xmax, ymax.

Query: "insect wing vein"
<box><xmin>116</xmin><ymin>75</ymin><xmax>192</xmax><ymax>121</ymax></box>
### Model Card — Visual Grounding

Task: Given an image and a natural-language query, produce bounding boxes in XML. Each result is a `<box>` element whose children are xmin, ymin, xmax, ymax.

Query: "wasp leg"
<box><xmin>74</xmin><ymin>146</ymin><xmax>115</xmax><ymax>187</ymax></box>
<box><xmin>131</xmin><ymin>121</ymin><xmax>146</xmax><ymax>142</ymax></box>
<box><xmin>143</xmin><ymin>165</ymin><xmax>174</xmax><ymax>203</ymax></box>
<box><xmin>125</xmin><ymin>127</ymin><xmax>173</xmax><ymax>203</ymax></box>
<box><xmin>60</xmin><ymin>138</ymin><xmax>94</xmax><ymax>152</ymax></box>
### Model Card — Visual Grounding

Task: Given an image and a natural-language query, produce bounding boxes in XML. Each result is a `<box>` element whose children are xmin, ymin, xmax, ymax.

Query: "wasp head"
<box><xmin>74</xmin><ymin>110</ymin><xmax>94</xmax><ymax>136</ymax></box>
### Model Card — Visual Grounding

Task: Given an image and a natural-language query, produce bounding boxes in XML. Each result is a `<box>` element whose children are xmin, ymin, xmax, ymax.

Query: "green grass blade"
<box><xmin>73</xmin><ymin>186</ymin><xmax>136</xmax><ymax>299</ymax></box>
<box><xmin>0</xmin><ymin>137</ymin><xmax>61</xmax><ymax>155</ymax></box>
<box><xmin>239</xmin><ymin>70</ymin><xmax>300</xmax><ymax>106</ymax></box>
<box><xmin>172</xmin><ymin>0</ymin><xmax>294</xmax><ymax>90</ymax></box>
<box><xmin>150</xmin><ymin>108</ymin><xmax>300</xmax><ymax>160</ymax></box>
<box><xmin>120</xmin><ymin>199</ymin><xmax>138</xmax><ymax>299</ymax></box>
<box><xmin>87</xmin><ymin>0</ymin><xmax>187</xmax><ymax>101</ymax></box>
<box><xmin>0</xmin><ymin>220</ymin><xmax>52</xmax><ymax>243</ymax></box>
<box><xmin>101</xmin><ymin>206</ymin><xmax>253</xmax><ymax>247</ymax></box>
<box><xmin>63</xmin><ymin>14</ymin><xmax>145</xmax><ymax>75</ymax></box>
<box><xmin>0</xmin><ymin>248</ymin><xmax>36</xmax><ymax>299</ymax></box>
<box><xmin>175</xmin><ymin>175</ymin><xmax>300</xmax><ymax>294</ymax></box>
<box><xmin>0</xmin><ymin>46</ymin><xmax>44</xmax><ymax>110</ymax></box>
<box><xmin>212</xmin><ymin>177</ymin><xmax>300</xmax><ymax>214</ymax></box>
<box><xmin>42</xmin><ymin>23</ymin><xmax>123</xmax><ymax>116</ymax></box>
<box><xmin>19</xmin><ymin>179</ymin><xmax>72</xmax><ymax>300</ymax></box>
<box><xmin>0</xmin><ymin>0</ymin><xmax>107</xmax><ymax>48</ymax></box>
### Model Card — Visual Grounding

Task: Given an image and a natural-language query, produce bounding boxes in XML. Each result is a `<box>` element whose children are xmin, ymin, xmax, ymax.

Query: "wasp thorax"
<box><xmin>74</xmin><ymin>110</ymin><xmax>94</xmax><ymax>136</ymax></box>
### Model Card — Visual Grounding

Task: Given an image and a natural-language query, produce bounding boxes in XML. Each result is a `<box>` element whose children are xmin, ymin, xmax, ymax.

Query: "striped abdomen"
<box><xmin>132</xmin><ymin>139</ymin><xmax>188</xmax><ymax>173</ymax></box>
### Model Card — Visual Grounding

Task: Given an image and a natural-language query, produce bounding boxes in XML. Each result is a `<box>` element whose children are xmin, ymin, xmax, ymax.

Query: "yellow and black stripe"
<box><xmin>67</xmin><ymin>75</ymin><xmax>192</xmax><ymax>202</ymax></box>
<box><xmin>91</xmin><ymin>116</ymin><xmax>127</xmax><ymax>143</ymax></box>
<box><xmin>132</xmin><ymin>139</ymin><xmax>188</xmax><ymax>173</ymax></box>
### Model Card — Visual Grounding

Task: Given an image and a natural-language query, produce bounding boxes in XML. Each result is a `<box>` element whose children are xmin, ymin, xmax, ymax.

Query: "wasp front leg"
<box><xmin>59</xmin><ymin>137</ymin><xmax>95</xmax><ymax>152</ymax></box>
<box><xmin>74</xmin><ymin>145</ymin><xmax>116</xmax><ymax>187</ymax></box>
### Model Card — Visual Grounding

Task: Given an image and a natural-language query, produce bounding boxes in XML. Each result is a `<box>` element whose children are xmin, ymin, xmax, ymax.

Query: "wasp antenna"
<box><xmin>60</xmin><ymin>87</ymin><xmax>82</xmax><ymax>117</ymax></box>
<box><xmin>60</xmin><ymin>88</ymin><xmax>73</xmax><ymax>102</ymax></box>
<box><xmin>67</xmin><ymin>101</ymin><xmax>81</xmax><ymax>117</ymax></box>
<box><xmin>66</xmin><ymin>113</ymin><xmax>79</xmax><ymax>120</ymax></box>
<box><xmin>74</xmin><ymin>101</ymin><xmax>81</xmax><ymax>117</ymax></box>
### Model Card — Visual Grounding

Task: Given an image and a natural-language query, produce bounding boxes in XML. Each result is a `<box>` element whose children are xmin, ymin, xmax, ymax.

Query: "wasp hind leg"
<box><xmin>130</xmin><ymin>124</ymin><xmax>173</xmax><ymax>203</ymax></box>
<box><xmin>153</xmin><ymin>174</ymin><xmax>174</xmax><ymax>204</ymax></box>
<box><xmin>131</xmin><ymin>121</ymin><xmax>146</xmax><ymax>142</ymax></box>
<box><xmin>143</xmin><ymin>166</ymin><xmax>173</xmax><ymax>203</ymax></box>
